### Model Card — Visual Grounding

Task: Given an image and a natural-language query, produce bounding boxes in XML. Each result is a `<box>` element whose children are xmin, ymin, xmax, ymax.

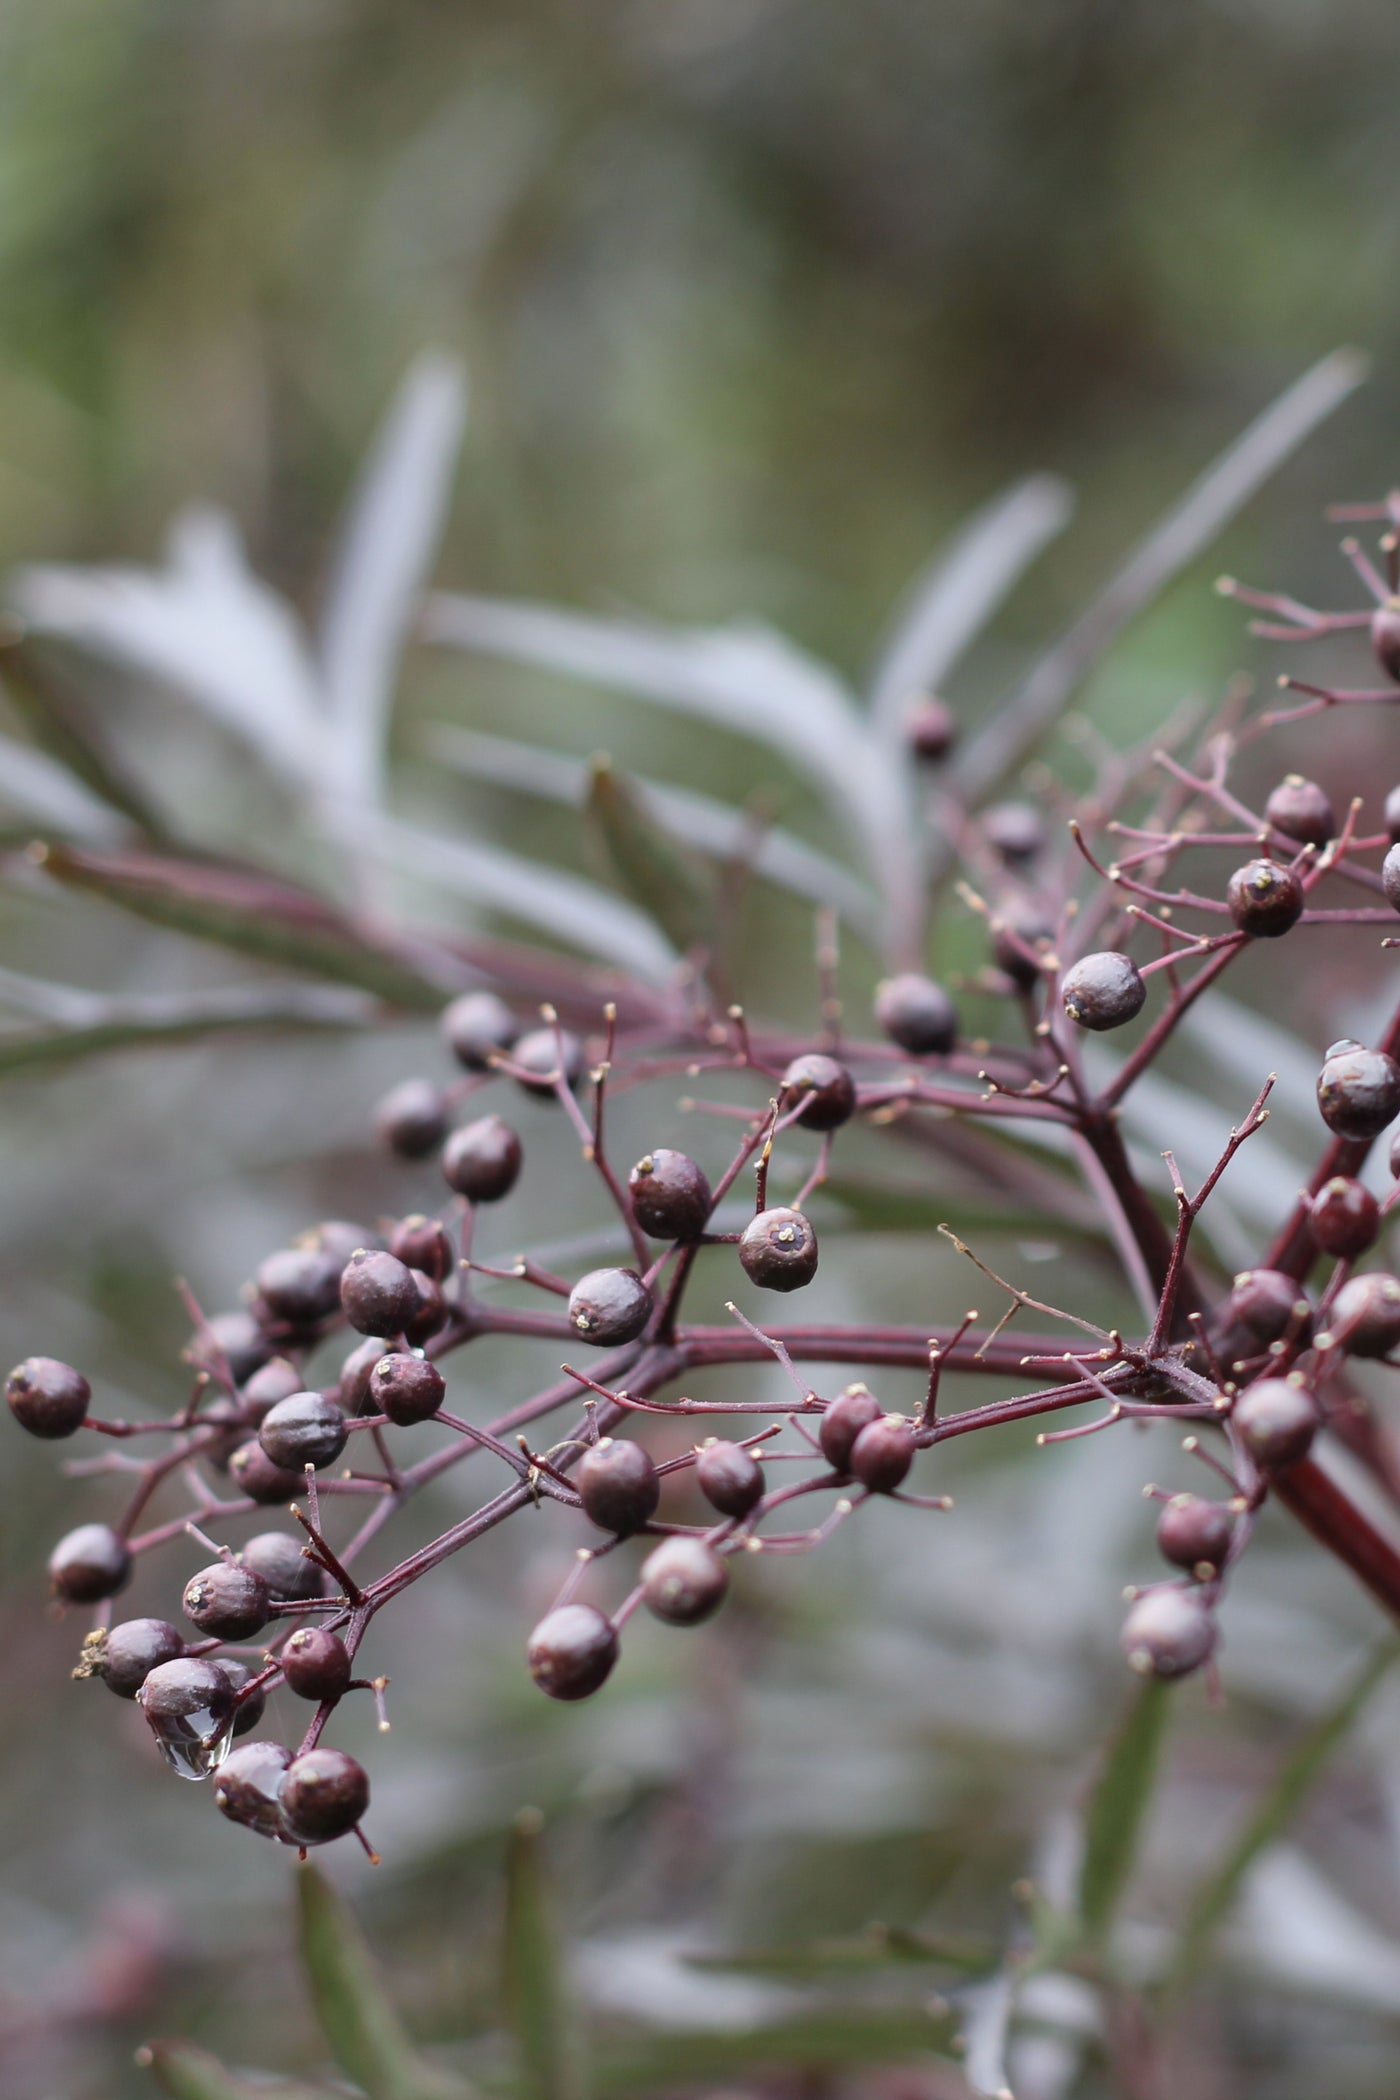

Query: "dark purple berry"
<box><xmin>874</xmin><ymin>973</ymin><xmax>957</xmax><ymax>1056</ymax></box>
<box><xmin>1387</xmin><ymin>786</ymin><xmax>1400</xmax><ymax>846</ymax></box>
<box><xmin>990</xmin><ymin>906</ymin><xmax>1054</xmax><ymax>991</ymax></box>
<box><xmin>1307</xmin><ymin>1176</ymin><xmax>1380</xmax><ymax>1259</ymax></box>
<box><xmin>578</xmin><ymin>1437</ymin><xmax>661</xmax><ymax>1535</ymax></box>
<box><xmin>1156</xmin><ymin>1495</ymin><xmax>1233</xmax><ymax>1578</ymax></box>
<box><xmin>568</xmin><ymin>1267</ymin><xmax>654</xmax><ymax>1346</ymax></box>
<box><xmin>138</xmin><ymin>1657</ymin><xmax>238</xmax><ymax>1777</ymax></box>
<box><xmin>241</xmin><ymin>1356</ymin><xmax>303</xmax><ymax>1425</ymax></box>
<box><xmin>1233</xmin><ymin>1377</ymin><xmax>1319</xmax><ymax>1469</ymax></box>
<box><xmin>403</xmin><ymin>1268</ymin><xmax>448</xmax><ymax>1346</ymax></box>
<box><xmin>1324</xmin><ymin>1273</ymin><xmax>1400</xmax><ymax>1359</ymax></box>
<box><xmin>441</xmin><ymin>989</ymin><xmax>517</xmax><ymax>1070</ymax></box>
<box><xmin>512</xmin><ymin>1025</ymin><xmax>585</xmax><ymax>1100</ymax></box>
<box><xmin>1061</xmin><ymin>951</ymin><xmax>1146</xmax><ymax>1031</ymax></box>
<box><xmin>1371</xmin><ymin>602</ymin><xmax>1400</xmax><ymax>682</ymax></box>
<box><xmin>1317</xmin><ymin>1043</ymin><xmax>1400</xmax><ymax>1141</ymax></box>
<box><xmin>695</xmin><ymin>1439</ymin><xmax>765</xmax><ymax>1518</ymax></box>
<box><xmin>254</xmin><ymin>1246</ymin><xmax>343</xmax><ymax>1329</ymax></box>
<box><xmin>49</xmin><ymin>1522</ymin><xmax>131</xmax><ymax>1603</ymax></box>
<box><xmin>183</xmin><ymin>1561</ymin><xmax>273</xmax><ymax>1641</ymax></box>
<box><xmin>1121</xmin><ymin>1588</ymin><xmax>1217</xmax><ymax>1679</ymax></box>
<box><xmin>6</xmin><ymin>1356</ymin><xmax>90</xmax><ymax>1439</ymax></box>
<box><xmin>442</xmin><ymin>1115</ymin><xmax>523</xmax><ymax>1203</ymax></box>
<box><xmin>849</xmin><ymin>1416</ymin><xmax>916</xmax><ymax>1493</ymax></box>
<box><xmin>1226</xmin><ymin>1269</ymin><xmax>1309</xmax><ymax>1344</ymax></box>
<box><xmin>738</xmin><ymin>1207</ymin><xmax>818</xmax><ymax>1293</ymax></box>
<box><xmin>1383</xmin><ymin>844</ymin><xmax>1400</xmax><ymax>913</ymax></box>
<box><xmin>629</xmin><ymin>1150</ymin><xmax>712</xmax><ymax>1240</ymax></box>
<box><xmin>95</xmin><ymin>1617</ymin><xmax>185</xmax><ymax>1698</ymax></box>
<box><xmin>1265</xmin><ymin>775</ymin><xmax>1335</xmax><ymax>850</ymax></box>
<box><xmin>241</xmin><ymin>1531</ymin><xmax>326</xmax><ymax>1601</ymax></box>
<box><xmin>983</xmin><ymin>800</ymin><xmax>1046</xmax><ymax>864</ymax></box>
<box><xmin>337</xmin><ymin>1335</ymin><xmax>397</xmax><ymax>1415</ymax></box>
<box><xmin>641</xmin><ymin>1538</ymin><xmax>729</xmax><ymax>1625</ymax></box>
<box><xmin>188</xmin><ymin>1308</ymin><xmax>272</xmax><ymax>1387</ymax></box>
<box><xmin>527</xmin><ymin>1604</ymin><xmax>618</xmax><ymax>1700</ymax></box>
<box><xmin>230</xmin><ymin>1438</ymin><xmax>303</xmax><ymax>1505</ymax></box>
<box><xmin>904</xmin><ymin>694</ymin><xmax>957</xmax><ymax>763</ymax></box>
<box><xmin>389</xmin><ymin>1214</ymin><xmax>454</xmax><ymax>1283</ymax></box>
<box><xmin>1226</xmin><ymin>858</ymin><xmax>1304</xmax><ymax>938</ymax></box>
<box><xmin>369</xmin><ymin>1352</ymin><xmax>445</xmax><ymax>1425</ymax></box>
<box><xmin>281</xmin><ymin>1627</ymin><xmax>352</xmax><ymax>1701</ymax></box>
<box><xmin>214</xmin><ymin>1739</ymin><xmax>293</xmax><ymax>1838</ymax></box>
<box><xmin>258</xmin><ymin>1391</ymin><xmax>348</xmax><ymax>1473</ymax></box>
<box><xmin>309</xmin><ymin>1220</ymin><xmax>384</xmax><ymax>1267</ymax></box>
<box><xmin>340</xmin><ymin>1249</ymin><xmax>419</xmax><ymax>1336</ymax></box>
<box><xmin>781</xmin><ymin>1053</ymin><xmax>857</xmax><ymax>1131</ymax></box>
<box><xmin>375</xmin><ymin>1078</ymin><xmax>449</xmax><ymax>1159</ymax></box>
<box><xmin>819</xmin><ymin>1385</ymin><xmax>884</xmax><ymax>1471</ymax></box>
<box><xmin>279</xmin><ymin>1748</ymin><xmax>370</xmax><ymax>1843</ymax></box>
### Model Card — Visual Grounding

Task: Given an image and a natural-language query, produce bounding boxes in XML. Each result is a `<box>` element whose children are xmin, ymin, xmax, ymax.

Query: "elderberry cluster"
<box><xmin>12</xmin><ymin>494</ymin><xmax>1400</xmax><ymax>1849</ymax></box>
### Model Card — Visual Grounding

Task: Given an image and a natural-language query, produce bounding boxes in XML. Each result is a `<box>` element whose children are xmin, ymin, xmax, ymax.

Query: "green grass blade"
<box><xmin>504</xmin><ymin>1811</ymin><xmax>580</xmax><ymax>2100</ymax></box>
<box><xmin>141</xmin><ymin>2039</ymin><xmax>337</xmax><ymax>2100</ymax></box>
<box><xmin>1077</xmin><ymin>1673</ymin><xmax>1173</xmax><ymax>1948</ymax></box>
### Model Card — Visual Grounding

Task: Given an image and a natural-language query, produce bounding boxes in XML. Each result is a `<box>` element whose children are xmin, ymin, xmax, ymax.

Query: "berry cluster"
<box><xmin>13</xmin><ymin>499</ymin><xmax>1400</xmax><ymax>1851</ymax></box>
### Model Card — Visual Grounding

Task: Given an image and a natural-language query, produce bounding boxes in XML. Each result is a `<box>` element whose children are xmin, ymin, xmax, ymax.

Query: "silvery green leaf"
<box><xmin>319</xmin><ymin>352</ymin><xmax>467</xmax><ymax>812</ymax></box>
<box><xmin>960</xmin><ymin>1970</ymin><xmax>1016</xmax><ymax>2100</ymax></box>
<box><xmin>0</xmin><ymin>730</ymin><xmax>131</xmax><ymax>841</ymax></box>
<box><xmin>9</xmin><ymin>505</ymin><xmax>322</xmax><ymax>784</ymax></box>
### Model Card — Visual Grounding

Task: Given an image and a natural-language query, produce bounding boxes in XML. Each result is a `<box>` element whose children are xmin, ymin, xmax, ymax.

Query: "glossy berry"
<box><xmin>50</xmin><ymin>1522</ymin><xmax>131</xmax><ymax>1603</ymax></box>
<box><xmin>241</xmin><ymin>1356</ymin><xmax>303</xmax><ymax>1425</ymax></box>
<box><xmin>696</xmin><ymin>1439</ymin><xmax>765</xmax><ymax>1518</ymax></box>
<box><xmin>983</xmin><ymin>800</ymin><xmax>1046</xmax><ymax>864</ymax></box>
<box><xmin>568</xmin><ymin>1267</ymin><xmax>654</xmax><ymax>1346</ymax></box>
<box><xmin>629</xmin><ymin>1150</ymin><xmax>712</xmax><ymax>1240</ymax></box>
<box><xmin>6</xmin><ymin>1356</ymin><xmax>90</xmax><ymax>1439</ymax></box>
<box><xmin>1121</xmin><ymin>1588</ymin><xmax>1217</xmax><ymax>1679</ymax></box>
<box><xmin>641</xmin><ymin>1538</ymin><xmax>730</xmax><ymax>1625</ymax></box>
<box><xmin>389</xmin><ymin>1214</ymin><xmax>454</xmax><ymax>1283</ymax></box>
<box><xmin>1317</xmin><ymin>1043</ymin><xmax>1400</xmax><ymax>1142</ymax></box>
<box><xmin>97</xmin><ymin>1617</ymin><xmax>185</xmax><ymax>1699</ymax></box>
<box><xmin>527</xmin><ymin>1604</ymin><xmax>618</xmax><ymax>1701</ymax></box>
<box><xmin>904</xmin><ymin>694</ymin><xmax>958</xmax><ymax>763</ymax></box>
<box><xmin>1383</xmin><ymin>843</ymin><xmax>1400</xmax><ymax>913</ymax></box>
<box><xmin>738</xmin><ymin>1207</ymin><xmax>819</xmax><ymax>1293</ymax></box>
<box><xmin>819</xmin><ymin>1385</ymin><xmax>884</xmax><ymax>1471</ymax></box>
<box><xmin>849</xmin><ymin>1416</ymin><xmax>916</xmax><ymax>1493</ymax></box>
<box><xmin>577</xmin><ymin>1438</ymin><xmax>661</xmax><ymax>1535</ymax></box>
<box><xmin>1387</xmin><ymin>785</ymin><xmax>1400</xmax><ymax>846</ymax></box>
<box><xmin>441</xmin><ymin>989</ymin><xmax>517</xmax><ymax>1071</ymax></box>
<box><xmin>512</xmin><ymin>1025</ymin><xmax>585</xmax><ymax>1099</ymax></box>
<box><xmin>1307</xmin><ymin>1176</ymin><xmax>1380</xmax><ymax>1259</ymax></box>
<box><xmin>403</xmin><ymin>1268</ymin><xmax>448</xmax><ymax>1346</ymax></box>
<box><xmin>1233</xmin><ymin>1377</ymin><xmax>1320</xmax><ymax>1469</ymax></box>
<box><xmin>254</xmin><ymin>1245</ymin><xmax>343</xmax><ymax>1328</ymax></box>
<box><xmin>442</xmin><ymin>1115</ymin><xmax>523</xmax><ymax>1203</ymax></box>
<box><xmin>214</xmin><ymin>1740</ymin><xmax>293</xmax><ymax>1839</ymax></box>
<box><xmin>1156</xmin><ymin>1495</ymin><xmax>1233</xmax><ymax>1578</ymax></box>
<box><xmin>229</xmin><ymin>1438</ymin><xmax>303</xmax><ymax>1505</ymax></box>
<box><xmin>188</xmin><ymin>1308</ymin><xmax>272</xmax><ymax>1387</ymax></box>
<box><xmin>338</xmin><ymin>1335</ymin><xmax>397</xmax><ymax>1415</ymax></box>
<box><xmin>1061</xmin><ymin>951</ymin><xmax>1146</xmax><ymax>1031</ymax></box>
<box><xmin>1265</xmin><ymin>775</ymin><xmax>1335</xmax><ymax>849</ymax></box>
<box><xmin>781</xmin><ymin>1053</ymin><xmax>857</xmax><ymax>1131</ymax></box>
<box><xmin>281</xmin><ymin>1627</ymin><xmax>353</xmax><ymax>1701</ymax></box>
<box><xmin>375</xmin><ymin>1078</ymin><xmax>449</xmax><ymax>1159</ymax></box>
<box><xmin>369</xmin><ymin>1352</ymin><xmax>445</xmax><ymax>1425</ymax></box>
<box><xmin>1226</xmin><ymin>1268</ymin><xmax>1308</xmax><ymax>1344</ymax></box>
<box><xmin>258</xmin><ymin>1391</ymin><xmax>348</xmax><ymax>1473</ymax></box>
<box><xmin>1324</xmin><ymin>1273</ymin><xmax>1400</xmax><ymax>1359</ymax></box>
<box><xmin>279</xmin><ymin>1748</ymin><xmax>370</xmax><ymax>1844</ymax></box>
<box><xmin>1371</xmin><ymin>602</ymin><xmax>1400</xmax><ymax>682</ymax></box>
<box><xmin>340</xmin><ymin>1249</ymin><xmax>419</xmax><ymax>1336</ymax></box>
<box><xmin>183</xmin><ymin>1561</ymin><xmax>273</xmax><ymax>1640</ymax></box>
<box><xmin>1226</xmin><ymin>858</ymin><xmax>1304</xmax><ymax>938</ymax></box>
<box><xmin>874</xmin><ymin>973</ymin><xmax>957</xmax><ymax>1056</ymax></box>
<box><xmin>138</xmin><ymin>1657</ymin><xmax>238</xmax><ymax>1773</ymax></box>
<box><xmin>241</xmin><ymin>1531</ymin><xmax>326</xmax><ymax>1601</ymax></box>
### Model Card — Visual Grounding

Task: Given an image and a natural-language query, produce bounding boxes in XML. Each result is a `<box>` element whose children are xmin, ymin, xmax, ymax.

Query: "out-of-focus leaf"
<box><xmin>960</xmin><ymin>1969</ymin><xmax>1016</xmax><ymax>2100</ymax></box>
<box><xmin>585</xmin><ymin>2007</ymin><xmax>957</xmax><ymax>2097</ymax></box>
<box><xmin>1077</xmin><ymin>1674</ymin><xmax>1172</xmax><ymax>1947</ymax></box>
<box><xmin>141</xmin><ymin>2039</ymin><xmax>337</xmax><ymax>2100</ymax></box>
<box><xmin>298</xmin><ymin>1864</ymin><xmax>473</xmax><ymax>2100</ymax></box>
<box><xmin>9</xmin><ymin>505</ymin><xmax>322</xmax><ymax>785</ymax></box>
<box><xmin>351</xmin><ymin>810</ymin><xmax>679</xmax><ymax>984</ymax></box>
<box><xmin>29</xmin><ymin>842</ymin><xmax>448</xmax><ymax>1008</ymax></box>
<box><xmin>689</xmin><ymin>1925</ymin><xmax>996</xmax><ymax>1976</ymax></box>
<box><xmin>0</xmin><ymin>968</ymin><xmax>372</xmax><ymax>1073</ymax></box>
<box><xmin>424</xmin><ymin>725</ymin><xmax>881</xmax><ymax>938</ymax></box>
<box><xmin>821</xmin><ymin>1174</ymin><xmax>1108</xmax><ymax>1247</ymax></box>
<box><xmin>319</xmin><ymin>353</ymin><xmax>467</xmax><ymax>814</ymax></box>
<box><xmin>0</xmin><ymin>729</ymin><xmax>132</xmax><ymax>843</ymax></box>
<box><xmin>504</xmin><ymin>1811</ymin><xmax>580</xmax><ymax>2100</ymax></box>
<box><xmin>868</xmin><ymin>475</ymin><xmax>1073</xmax><ymax>739</ymax></box>
<box><xmin>1167</xmin><ymin>1642</ymin><xmax>1400</xmax><ymax>1995</ymax></box>
<box><xmin>583</xmin><ymin>757</ymin><xmax>713</xmax><ymax>956</ymax></box>
<box><xmin>0</xmin><ymin>635</ymin><xmax>162</xmax><ymax>837</ymax></box>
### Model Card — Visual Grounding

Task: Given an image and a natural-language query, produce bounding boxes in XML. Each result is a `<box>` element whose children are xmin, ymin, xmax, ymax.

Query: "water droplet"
<box><xmin>151</xmin><ymin>1704</ymin><xmax>235</xmax><ymax>1781</ymax></box>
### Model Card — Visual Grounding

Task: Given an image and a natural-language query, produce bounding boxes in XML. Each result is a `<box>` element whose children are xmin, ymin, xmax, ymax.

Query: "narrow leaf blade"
<box><xmin>142</xmin><ymin>2039</ymin><xmax>336</xmax><ymax>2100</ymax></box>
<box><xmin>504</xmin><ymin>1811</ymin><xmax>579</xmax><ymax>2100</ymax></box>
<box><xmin>584</xmin><ymin>757</ymin><xmax>713</xmax><ymax>955</ymax></box>
<box><xmin>0</xmin><ymin>636</ymin><xmax>162</xmax><ymax>837</ymax></box>
<box><xmin>1077</xmin><ymin>1673</ymin><xmax>1173</xmax><ymax>1944</ymax></box>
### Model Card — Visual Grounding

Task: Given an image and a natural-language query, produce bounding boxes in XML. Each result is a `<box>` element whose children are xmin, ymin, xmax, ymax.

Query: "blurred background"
<box><xmin>5</xmin><ymin>3</ymin><xmax>1400</xmax><ymax>2096</ymax></box>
